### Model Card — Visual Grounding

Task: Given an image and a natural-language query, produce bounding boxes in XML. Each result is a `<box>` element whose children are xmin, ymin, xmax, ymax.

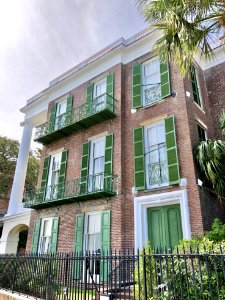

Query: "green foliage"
<box><xmin>206</xmin><ymin>218</ymin><xmax>225</xmax><ymax>241</ymax></box>
<box><xmin>194</xmin><ymin>139</ymin><xmax>225</xmax><ymax>197</ymax></box>
<box><xmin>137</xmin><ymin>0</ymin><xmax>225</xmax><ymax>76</ymax></box>
<box><xmin>135</xmin><ymin>238</ymin><xmax>225</xmax><ymax>299</ymax></box>
<box><xmin>26</xmin><ymin>150</ymin><xmax>40</xmax><ymax>190</ymax></box>
<box><xmin>134</xmin><ymin>243</ymin><xmax>155</xmax><ymax>299</ymax></box>
<box><xmin>0</xmin><ymin>256</ymin><xmax>61</xmax><ymax>298</ymax></box>
<box><xmin>0</xmin><ymin>136</ymin><xmax>19</xmax><ymax>195</ymax></box>
<box><xmin>0</xmin><ymin>135</ymin><xmax>41</xmax><ymax>197</ymax></box>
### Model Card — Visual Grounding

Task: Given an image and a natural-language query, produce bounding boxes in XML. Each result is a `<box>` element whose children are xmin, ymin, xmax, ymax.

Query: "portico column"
<box><xmin>7</xmin><ymin>120</ymin><xmax>33</xmax><ymax>215</ymax></box>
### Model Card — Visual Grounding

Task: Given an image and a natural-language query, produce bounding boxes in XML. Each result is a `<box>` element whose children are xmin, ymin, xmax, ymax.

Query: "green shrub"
<box><xmin>206</xmin><ymin>218</ymin><xmax>225</xmax><ymax>242</ymax></box>
<box><xmin>134</xmin><ymin>238</ymin><xmax>225</xmax><ymax>299</ymax></box>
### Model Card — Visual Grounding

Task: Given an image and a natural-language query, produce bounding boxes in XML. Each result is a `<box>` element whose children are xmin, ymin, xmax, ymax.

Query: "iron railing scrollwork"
<box><xmin>34</xmin><ymin>93</ymin><xmax>116</xmax><ymax>140</ymax></box>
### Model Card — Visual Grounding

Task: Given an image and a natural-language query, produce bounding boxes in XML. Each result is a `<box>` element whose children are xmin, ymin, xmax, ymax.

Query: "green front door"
<box><xmin>147</xmin><ymin>204</ymin><xmax>183</xmax><ymax>249</ymax></box>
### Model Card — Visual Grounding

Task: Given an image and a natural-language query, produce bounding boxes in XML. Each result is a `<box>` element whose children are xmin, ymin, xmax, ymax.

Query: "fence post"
<box><xmin>84</xmin><ymin>253</ymin><xmax>87</xmax><ymax>300</ymax></box>
<box><xmin>46</xmin><ymin>256</ymin><xmax>53</xmax><ymax>300</ymax></box>
<box><xmin>143</xmin><ymin>249</ymin><xmax>147</xmax><ymax>300</ymax></box>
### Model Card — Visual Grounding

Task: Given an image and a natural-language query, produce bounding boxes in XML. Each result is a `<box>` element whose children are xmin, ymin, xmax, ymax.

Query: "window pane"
<box><xmin>87</xmin><ymin>215</ymin><xmax>95</xmax><ymax>234</ymax></box>
<box><xmin>143</xmin><ymin>57</ymin><xmax>161</xmax><ymax>106</ymax></box>
<box><xmin>57</xmin><ymin>101</ymin><xmax>67</xmax><ymax>116</ymax></box>
<box><xmin>93</xmin><ymin>140</ymin><xmax>105</xmax><ymax>158</ymax></box>
<box><xmin>43</xmin><ymin>220</ymin><xmax>51</xmax><ymax>236</ymax></box>
<box><xmin>145</xmin><ymin>123</ymin><xmax>168</xmax><ymax>189</ymax></box>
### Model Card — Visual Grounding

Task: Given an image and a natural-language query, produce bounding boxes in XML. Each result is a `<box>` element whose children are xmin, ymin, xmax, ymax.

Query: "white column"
<box><xmin>7</xmin><ymin>120</ymin><xmax>33</xmax><ymax>215</ymax></box>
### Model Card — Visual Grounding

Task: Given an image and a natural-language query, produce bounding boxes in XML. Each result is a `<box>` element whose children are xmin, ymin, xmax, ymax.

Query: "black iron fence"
<box><xmin>0</xmin><ymin>248</ymin><xmax>225</xmax><ymax>299</ymax></box>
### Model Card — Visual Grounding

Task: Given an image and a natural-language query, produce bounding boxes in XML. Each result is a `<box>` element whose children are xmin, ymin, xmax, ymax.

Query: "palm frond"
<box><xmin>136</xmin><ymin>0</ymin><xmax>225</xmax><ymax>76</ymax></box>
<box><xmin>194</xmin><ymin>139</ymin><xmax>225</xmax><ymax>196</ymax></box>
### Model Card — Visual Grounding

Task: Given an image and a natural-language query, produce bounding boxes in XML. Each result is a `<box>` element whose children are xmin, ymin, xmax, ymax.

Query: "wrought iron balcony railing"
<box><xmin>148</xmin><ymin>160</ymin><xmax>168</xmax><ymax>187</ymax></box>
<box><xmin>144</xmin><ymin>85</ymin><xmax>161</xmax><ymax>106</ymax></box>
<box><xmin>23</xmin><ymin>173</ymin><xmax>118</xmax><ymax>209</ymax></box>
<box><xmin>34</xmin><ymin>93</ymin><xmax>117</xmax><ymax>144</ymax></box>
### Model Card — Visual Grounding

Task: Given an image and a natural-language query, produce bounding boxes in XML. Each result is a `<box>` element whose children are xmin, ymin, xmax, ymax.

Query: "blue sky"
<box><xmin>0</xmin><ymin>0</ymin><xmax>146</xmax><ymax>146</ymax></box>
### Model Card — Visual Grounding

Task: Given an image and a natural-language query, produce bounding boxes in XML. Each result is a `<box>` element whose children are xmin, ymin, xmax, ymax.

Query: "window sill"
<box><xmin>143</xmin><ymin>185</ymin><xmax>173</xmax><ymax>193</ymax></box>
<box><xmin>194</xmin><ymin>101</ymin><xmax>205</xmax><ymax>114</ymax></box>
<box><xmin>141</xmin><ymin>98</ymin><xmax>165</xmax><ymax>109</ymax></box>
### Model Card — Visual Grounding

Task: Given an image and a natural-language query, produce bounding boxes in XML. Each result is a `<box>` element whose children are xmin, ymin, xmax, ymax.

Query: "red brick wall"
<box><xmin>28</xmin><ymin>53</ymin><xmax>225</xmax><ymax>252</ymax></box>
<box><xmin>204</xmin><ymin>61</ymin><xmax>225</xmax><ymax>141</ymax></box>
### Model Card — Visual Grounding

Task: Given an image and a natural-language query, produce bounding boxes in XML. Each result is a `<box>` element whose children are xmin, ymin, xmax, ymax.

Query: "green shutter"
<box><xmin>80</xmin><ymin>142</ymin><xmax>90</xmax><ymax>194</ymax></box>
<box><xmin>86</xmin><ymin>84</ymin><xmax>93</xmax><ymax>116</ymax></box>
<box><xmin>65</xmin><ymin>95</ymin><xmax>73</xmax><ymax>126</ymax></box>
<box><xmin>104</xmin><ymin>134</ymin><xmax>113</xmax><ymax>191</ymax></box>
<box><xmin>133</xmin><ymin>127</ymin><xmax>145</xmax><ymax>190</ymax></box>
<box><xmin>48</xmin><ymin>103</ymin><xmax>57</xmax><ymax>132</ymax></box>
<box><xmin>100</xmin><ymin>210</ymin><xmax>111</xmax><ymax>282</ymax></box>
<box><xmin>31</xmin><ymin>219</ymin><xmax>41</xmax><ymax>254</ymax></box>
<box><xmin>160</xmin><ymin>62</ymin><xmax>170</xmax><ymax>99</ymax></box>
<box><xmin>49</xmin><ymin>217</ymin><xmax>59</xmax><ymax>254</ymax></box>
<box><xmin>106</xmin><ymin>74</ymin><xmax>114</xmax><ymax>97</ymax></box>
<box><xmin>58</xmin><ymin>150</ymin><xmax>68</xmax><ymax>198</ymax></box>
<box><xmin>191</xmin><ymin>67</ymin><xmax>201</xmax><ymax>106</ymax></box>
<box><xmin>132</xmin><ymin>64</ymin><xmax>142</xmax><ymax>109</ymax></box>
<box><xmin>39</xmin><ymin>156</ymin><xmax>50</xmax><ymax>202</ymax></box>
<box><xmin>165</xmin><ymin>115</ymin><xmax>180</xmax><ymax>185</ymax></box>
<box><xmin>74</xmin><ymin>213</ymin><xmax>84</xmax><ymax>279</ymax></box>
<box><xmin>106</xmin><ymin>74</ymin><xmax>114</xmax><ymax>112</ymax></box>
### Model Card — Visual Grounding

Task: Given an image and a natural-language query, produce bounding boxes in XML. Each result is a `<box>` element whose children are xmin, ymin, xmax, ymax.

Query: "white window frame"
<box><xmin>46</xmin><ymin>152</ymin><xmax>62</xmax><ymax>200</ymax></box>
<box><xmin>83</xmin><ymin>212</ymin><xmax>101</xmax><ymax>283</ymax></box>
<box><xmin>197</xmin><ymin>123</ymin><xmax>207</xmax><ymax>141</ymax></box>
<box><xmin>55</xmin><ymin>98</ymin><xmax>67</xmax><ymax>130</ymax></box>
<box><xmin>144</xmin><ymin>121</ymin><xmax>169</xmax><ymax>190</ymax></box>
<box><xmin>93</xmin><ymin>78</ymin><xmax>107</xmax><ymax>112</ymax></box>
<box><xmin>142</xmin><ymin>57</ymin><xmax>161</xmax><ymax>107</ymax></box>
<box><xmin>194</xmin><ymin>69</ymin><xmax>204</xmax><ymax>110</ymax></box>
<box><xmin>38</xmin><ymin>218</ymin><xmax>53</xmax><ymax>254</ymax></box>
<box><xmin>88</xmin><ymin>136</ymin><xmax>105</xmax><ymax>192</ymax></box>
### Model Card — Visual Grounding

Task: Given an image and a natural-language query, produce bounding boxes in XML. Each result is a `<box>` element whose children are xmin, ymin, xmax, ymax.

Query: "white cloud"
<box><xmin>0</xmin><ymin>0</ymin><xmax>145</xmax><ymax>147</ymax></box>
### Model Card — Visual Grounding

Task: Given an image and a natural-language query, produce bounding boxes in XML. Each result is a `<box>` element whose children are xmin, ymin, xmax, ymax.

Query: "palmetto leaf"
<box><xmin>137</xmin><ymin>0</ymin><xmax>225</xmax><ymax>76</ymax></box>
<box><xmin>194</xmin><ymin>139</ymin><xmax>225</xmax><ymax>197</ymax></box>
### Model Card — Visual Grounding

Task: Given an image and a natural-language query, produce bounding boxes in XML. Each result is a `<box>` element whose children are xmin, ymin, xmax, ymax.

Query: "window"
<box><xmin>144</xmin><ymin>122</ymin><xmax>168</xmax><ymax>189</ymax></box>
<box><xmin>142</xmin><ymin>57</ymin><xmax>161</xmax><ymax>106</ymax></box>
<box><xmin>55</xmin><ymin>99</ymin><xmax>67</xmax><ymax>130</ymax></box>
<box><xmin>38</xmin><ymin>218</ymin><xmax>53</xmax><ymax>253</ymax></box>
<box><xmin>93</xmin><ymin>78</ymin><xmax>107</xmax><ymax>112</ymax></box>
<box><xmin>191</xmin><ymin>67</ymin><xmax>202</xmax><ymax>108</ymax></box>
<box><xmin>46</xmin><ymin>152</ymin><xmax>62</xmax><ymax>200</ymax></box>
<box><xmin>84</xmin><ymin>213</ymin><xmax>101</xmax><ymax>253</ymax></box>
<box><xmin>197</xmin><ymin>124</ymin><xmax>207</xmax><ymax>141</ymax></box>
<box><xmin>89</xmin><ymin>137</ymin><xmax>105</xmax><ymax>191</ymax></box>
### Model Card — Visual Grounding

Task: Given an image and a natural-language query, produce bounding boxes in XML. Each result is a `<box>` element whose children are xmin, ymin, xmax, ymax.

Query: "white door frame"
<box><xmin>133</xmin><ymin>189</ymin><xmax>191</xmax><ymax>250</ymax></box>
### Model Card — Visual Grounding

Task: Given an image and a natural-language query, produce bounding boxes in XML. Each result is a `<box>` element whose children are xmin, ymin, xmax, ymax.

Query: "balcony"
<box><xmin>23</xmin><ymin>174</ymin><xmax>118</xmax><ymax>209</ymax></box>
<box><xmin>34</xmin><ymin>94</ymin><xmax>117</xmax><ymax>144</ymax></box>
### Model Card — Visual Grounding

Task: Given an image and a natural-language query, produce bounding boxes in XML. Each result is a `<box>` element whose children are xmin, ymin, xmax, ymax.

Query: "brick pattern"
<box><xmin>204</xmin><ymin>61</ymin><xmax>225</xmax><ymax>140</ymax></box>
<box><xmin>27</xmin><ymin>52</ymin><xmax>225</xmax><ymax>252</ymax></box>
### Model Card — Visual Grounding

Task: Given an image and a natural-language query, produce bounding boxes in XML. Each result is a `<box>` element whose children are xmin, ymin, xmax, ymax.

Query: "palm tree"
<box><xmin>137</xmin><ymin>0</ymin><xmax>225</xmax><ymax>76</ymax></box>
<box><xmin>195</xmin><ymin>111</ymin><xmax>225</xmax><ymax>198</ymax></box>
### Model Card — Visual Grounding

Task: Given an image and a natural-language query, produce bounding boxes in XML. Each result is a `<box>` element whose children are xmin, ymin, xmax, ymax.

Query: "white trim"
<box><xmin>195</xmin><ymin>70</ymin><xmax>204</xmax><ymax>110</ymax></box>
<box><xmin>89</xmin><ymin>136</ymin><xmax>105</xmax><ymax>181</ymax></box>
<box><xmin>134</xmin><ymin>189</ymin><xmax>191</xmax><ymax>250</ymax></box>
<box><xmin>88</xmin><ymin>132</ymin><xmax>108</xmax><ymax>141</ymax></box>
<box><xmin>38</xmin><ymin>217</ymin><xmax>53</xmax><ymax>253</ymax></box>
<box><xmin>144</xmin><ymin>121</ymin><xmax>168</xmax><ymax>190</ymax></box>
<box><xmin>48</xmin><ymin>147</ymin><xmax>65</xmax><ymax>156</ymax></box>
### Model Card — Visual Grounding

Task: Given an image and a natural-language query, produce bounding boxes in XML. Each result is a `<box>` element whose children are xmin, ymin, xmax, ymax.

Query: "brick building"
<box><xmin>1</xmin><ymin>28</ymin><xmax>225</xmax><ymax>255</ymax></box>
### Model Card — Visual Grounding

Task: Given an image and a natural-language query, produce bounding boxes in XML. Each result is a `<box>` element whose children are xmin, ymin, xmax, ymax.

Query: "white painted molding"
<box><xmin>133</xmin><ymin>189</ymin><xmax>191</xmax><ymax>250</ymax></box>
